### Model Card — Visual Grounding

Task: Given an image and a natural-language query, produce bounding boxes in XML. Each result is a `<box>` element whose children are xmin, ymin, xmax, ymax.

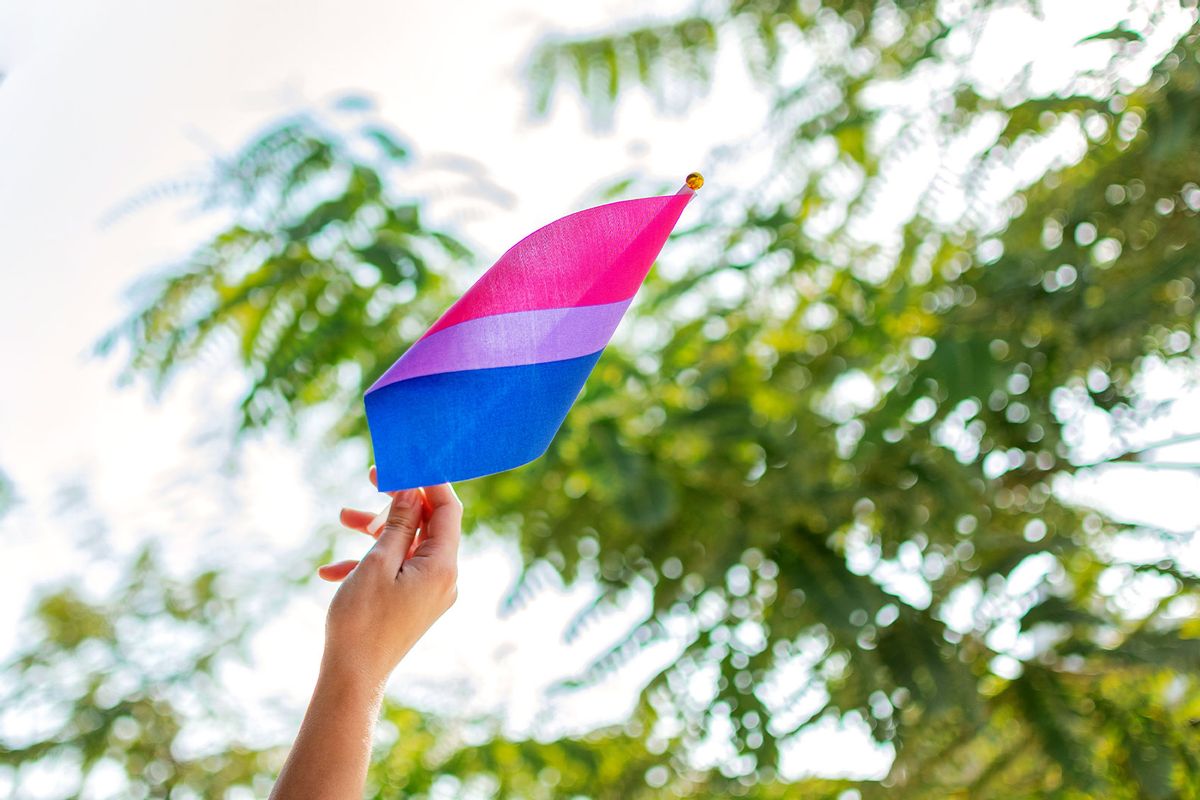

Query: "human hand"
<box><xmin>316</xmin><ymin>466</ymin><xmax>462</xmax><ymax>689</ymax></box>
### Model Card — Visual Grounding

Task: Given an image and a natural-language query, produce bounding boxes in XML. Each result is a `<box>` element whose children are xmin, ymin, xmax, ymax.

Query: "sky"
<box><xmin>1</xmin><ymin>0</ymin><xmax>1199</xmax><ymax>790</ymax></box>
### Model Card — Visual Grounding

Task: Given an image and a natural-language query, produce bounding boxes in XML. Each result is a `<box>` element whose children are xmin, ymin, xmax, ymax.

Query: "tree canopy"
<box><xmin>5</xmin><ymin>1</ymin><xmax>1200</xmax><ymax>797</ymax></box>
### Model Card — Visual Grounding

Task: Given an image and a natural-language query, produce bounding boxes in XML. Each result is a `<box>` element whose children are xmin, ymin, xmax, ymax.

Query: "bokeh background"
<box><xmin>2</xmin><ymin>0</ymin><xmax>1200</xmax><ymax>797</ymax></box>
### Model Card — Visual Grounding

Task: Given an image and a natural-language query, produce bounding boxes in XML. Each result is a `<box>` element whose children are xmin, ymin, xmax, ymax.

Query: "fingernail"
<box><xmin>367</xmin><ymin>506</ymin><xmax>389</xmax><ymax>535</ymax></box>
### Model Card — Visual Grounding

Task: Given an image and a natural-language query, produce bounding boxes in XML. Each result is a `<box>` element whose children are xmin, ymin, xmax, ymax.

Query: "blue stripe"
<box><xmin>365</xmin><ymin>350</ymin><xmax>604</xmax><ymax>491</ymax></box>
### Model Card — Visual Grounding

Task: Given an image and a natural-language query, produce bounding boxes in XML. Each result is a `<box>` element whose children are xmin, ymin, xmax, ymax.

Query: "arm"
<box><xmin>270</xmin><ymin>468</ymin><xmax>462</xmax><ymax>800</ymax></box>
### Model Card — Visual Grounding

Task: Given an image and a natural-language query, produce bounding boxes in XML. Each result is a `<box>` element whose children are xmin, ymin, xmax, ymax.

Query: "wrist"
<box><xmin>316</xmin><ymin>654</ymin><xmax>389</xmax><ymax>704</ymax></box>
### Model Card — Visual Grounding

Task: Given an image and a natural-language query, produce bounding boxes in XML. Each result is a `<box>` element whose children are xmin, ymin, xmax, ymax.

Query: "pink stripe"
<box><xmin>423</xmin><ymin>192</ymin><xmax>692</xmax><ymax>338</ymax></box>
<box><xmin>367</xmin><ymin>299</ymin><xmax>633</xmax><ymax>392</ymax></box>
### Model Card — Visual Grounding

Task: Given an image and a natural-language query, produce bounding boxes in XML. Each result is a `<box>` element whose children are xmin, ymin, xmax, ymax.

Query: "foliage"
<box><xmin>0</xmin><ymin>468</ymin><xmax>14</xmax><ymax>519</ymax></box>
<box><xmin>0</xmin><ymin>539</ymin><xmax>852</xmax><ymax>799</ymax></box>
<box><xmin>5</xmin><ymin>1</ymin><xmax>1200</xmax><ymax>798</ymax></box>
<box><xmin>366</xmin><ymin>705</ymin><xmax>854</xmax><ymax>800</ymax></box>
<box><xmin>510</xmin><ymin>4</ymin><xmax>1200</xmax><ymax>795</ymax></box>
<box><xmin>96</xmin><ymin>105</ymin><xmax>470</xmax><ymax>439</ymax></box>
<box><xmin>0</xmin><ymin>547</ymin><xmax>281</xmax><ymax>798</ymax></box>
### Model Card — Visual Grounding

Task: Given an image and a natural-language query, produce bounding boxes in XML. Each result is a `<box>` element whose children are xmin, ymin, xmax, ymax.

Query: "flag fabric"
<box><xmin>365</xmin><ymin>177</ymin><xmax>701</xmax><ymax>491</ymax></box>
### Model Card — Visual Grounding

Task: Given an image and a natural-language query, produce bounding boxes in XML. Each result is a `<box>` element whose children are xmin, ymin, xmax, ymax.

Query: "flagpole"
<box><xmin>679</xmin><ymin>172</ymin><xmax>704</xmax><ymax>195</ymax></box>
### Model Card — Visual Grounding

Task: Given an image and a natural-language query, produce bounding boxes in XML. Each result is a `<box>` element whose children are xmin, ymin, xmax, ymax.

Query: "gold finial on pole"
<box><xmin>685</xmin><ymin>171</ymin><xmax>704</xmax><ymax>190</ymax></box>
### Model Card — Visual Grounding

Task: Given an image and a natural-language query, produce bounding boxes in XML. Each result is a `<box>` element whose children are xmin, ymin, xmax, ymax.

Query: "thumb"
<box><xmin>372</xmin><ymin>489</ymin><xmax>422</xmax><ymax>569</ymax></box>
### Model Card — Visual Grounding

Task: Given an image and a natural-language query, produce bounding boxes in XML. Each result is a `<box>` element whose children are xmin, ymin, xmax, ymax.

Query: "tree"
<box><xmin>5</xmin><ymin>1</ymin><xmax>1200</xmax><ymax>797</ymax></box>
<box><xmin>517</xmin><ymin>2</ymin><xmax>1200</xmax><ymax>794</ymax></box>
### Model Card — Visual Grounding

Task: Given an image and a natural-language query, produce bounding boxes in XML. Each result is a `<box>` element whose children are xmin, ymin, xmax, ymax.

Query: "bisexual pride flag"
<box><xmin>364</xmin><ymin>174</ymin><xmax>702</xmax><ymax>491</ymax></box>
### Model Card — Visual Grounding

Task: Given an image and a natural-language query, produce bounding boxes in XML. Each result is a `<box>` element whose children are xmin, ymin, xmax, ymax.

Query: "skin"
<box><xmin>269</xmin><ymin>466</ymin><xmax>462</xmax><ymax>800</ymax></box>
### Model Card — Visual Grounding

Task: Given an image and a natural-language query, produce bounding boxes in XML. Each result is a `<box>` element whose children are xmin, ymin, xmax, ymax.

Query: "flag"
<box><xmin>365</xmin><ymin>174</ymin><xmax>703</xmax><ymax>491</ymax></box>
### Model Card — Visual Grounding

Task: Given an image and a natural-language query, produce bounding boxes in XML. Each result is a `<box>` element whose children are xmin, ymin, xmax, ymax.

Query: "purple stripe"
<box><xmin>367</xmin><ymin>299</ymin><xmax>632</xmax><ymax>393</ymax></box>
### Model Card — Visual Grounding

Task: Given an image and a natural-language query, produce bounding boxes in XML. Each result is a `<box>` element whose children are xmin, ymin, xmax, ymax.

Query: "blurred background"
<box><xmin>2</xmin><ymin>0</ymin><xmax>1200</xmax><ymax>797</ymax></box>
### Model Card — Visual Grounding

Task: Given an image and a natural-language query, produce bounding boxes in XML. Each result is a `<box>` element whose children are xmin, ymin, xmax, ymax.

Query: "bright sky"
<box><xmin>1</xmin><ymin>0</ymin><xmax>1198</xmax><ymax>790</ymax></box>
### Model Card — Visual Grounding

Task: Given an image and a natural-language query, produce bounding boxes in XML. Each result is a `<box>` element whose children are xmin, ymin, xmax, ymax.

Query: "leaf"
<box><xmin>1079</xmin><ymin>26</ymin><xmax>1144</xmax><ymax>44</ymax></box>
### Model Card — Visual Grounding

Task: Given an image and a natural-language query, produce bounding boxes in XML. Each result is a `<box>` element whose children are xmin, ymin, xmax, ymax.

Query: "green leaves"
<box><xmin>527</xmin><ymin>17</ymin><xmax>718</xmax><ymax>124</ymax></box>
<box><xmin>1080</xmin><ymin>25</ymin><xmax>1145</xmax><ymax>44</ymax></box>
<box><xmin>0</xmin><ymin>546</ymin><xmax>277</xmax><ymax>797</ymax></box>
<box><xmin>0</xmin><ymin>466</ymin><xmax>15</xmax><ymax>519</ymax></box>
<box><xmin>499</xmin><ymin>6</ymin><xmax>1200</xmax><ymax>796</ymax></box>
<box><xmin>8</xmin><ymin>4</ymin><xmax>1195</xmax><ymax>799</ymax></box>
<box><xmin>98</xmin><ymin>108</ymin><xmax>470</xmax><ymax>440</ymax></box>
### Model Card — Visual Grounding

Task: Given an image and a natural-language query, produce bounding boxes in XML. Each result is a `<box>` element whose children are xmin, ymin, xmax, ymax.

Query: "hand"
<box><xmin>317</xmin><ymin>466</ymin><xmax>462</xmax><ymax>689</ymax></box>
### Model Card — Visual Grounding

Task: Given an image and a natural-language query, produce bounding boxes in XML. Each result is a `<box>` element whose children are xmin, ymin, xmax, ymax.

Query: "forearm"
<box><xmin>271</xmin><ymin>477</ymin><xmax>460</xmax><ymax>798</ymax></box>
<box><xmin>270</xmin><ymin>662</ymin><xmax>385</xmax><ymax>800</ymax></box>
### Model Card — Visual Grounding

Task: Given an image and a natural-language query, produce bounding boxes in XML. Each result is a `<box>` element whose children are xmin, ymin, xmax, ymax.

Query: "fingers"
<box><xmin>343</xmin><ymin>498</ymin><xmax>429</xmax><ymax>540</ymax></box>
<box><xmin>411</xmin><ymin>483</ymin><xmax>462</xmax><ymax>561</ymax></box>
<box><xmin>371</xmin><ymin>489</ymin><xmax>423</xmax><ymax>570</ymax></box>
<box><xmin>416</xmin><ymin>487</ymin><xmax>434</xmax><ymax>519</ymax></box>
<box><xmin>339</xmin><ymin>506</ymin><xmax>388</xmax><ymax>538</ymax></box>
<box><xmin>422</xmin><ymin>483</ymin><xmax>459</xmax><ymax>511</ymax></box>
<box><xmin>317</xmin><ymin>559</ymin><xmax>359</xmax><ymax>582</ymax></box>
<box><xmin>332</xmin><ymin>470</ymin><xmax>445</xmax><ymax>578</ymax></box>
<box><xmin>369</xmin><ymin>465</ymin><xmax>400</xmax><ymax>498</ymax></box>
<box><xmin>368</xmin><ymin>465</ymin><xmax>434</xmax><ymax>521</ymax></box>
<box><xmin>344</xmin><ymin>465</ymin><xmax>431</xmax><ymax>539</ymax></box>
